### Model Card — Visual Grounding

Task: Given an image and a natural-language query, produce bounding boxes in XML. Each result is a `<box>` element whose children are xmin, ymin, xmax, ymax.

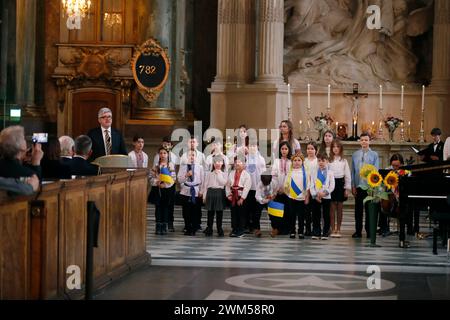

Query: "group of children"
<box><xmin>140</xmin><ymin>122</ymin><xmax>356</xmax><ymax>240</ymax></box>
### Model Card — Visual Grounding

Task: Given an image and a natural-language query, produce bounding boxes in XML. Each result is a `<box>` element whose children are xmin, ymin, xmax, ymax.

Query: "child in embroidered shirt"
<box><xmin>255</xmin><ymin>171</ymin><xmax>278</xmax><ymax>237</ymax></box>
<box><xmin>177</xmin><ymin>150</ymin><xmax>204</xmax><ymax>236</ymax></box>
<box><xmin>149</xmin><ymin>147</ymin><xmax>176</xmax><ymax>235</ymax></box>
<box><xmin>128</xmin><ymin>135</ymin><xmax>148</xmax><ymax>168</ymax></box>
<box><xmin>202</xmin><ymin>155</ymin><xmax>227</xmax><ymax>237</ymax></box>
<box><xmin>245</xmin><ymin>142</ymin><xmax>267</xmax><ymax>234</ymax></box>
<box><xmin>270</xmin><ymin>141</ymin><xmax>292</xmax><ymax>237</ymax></box>
<box><xmin>303</xmin><ymin>141</ymin><xmax>318</xmax><ymax>237</ymax></box>
<box><xmin>285</xmin><ymin>153</ymin><xmax>310</xmax><ymax>239</ymax></box>
<box><xmin>226</xmin><ymin>157</ymin><xmax>252</xmax><ymax>237</ymax></box>
<box><xmin>310</xmin><ymin>153</ymin><xmax>335</xmax><ymax>240</ymax></box>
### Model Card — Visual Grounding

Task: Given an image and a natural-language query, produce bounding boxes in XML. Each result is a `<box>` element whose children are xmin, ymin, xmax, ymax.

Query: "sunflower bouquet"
<box><xmin>359</xmin><ymin>164</ymin><xmax>400</xmax><ymax>204</ymax></box>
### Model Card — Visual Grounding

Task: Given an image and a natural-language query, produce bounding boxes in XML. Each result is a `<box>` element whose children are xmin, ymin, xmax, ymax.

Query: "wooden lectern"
<box><xmin>92</xmin><ymin>155</ymin><xmax>133</xmax><ymax>174</ymax></box>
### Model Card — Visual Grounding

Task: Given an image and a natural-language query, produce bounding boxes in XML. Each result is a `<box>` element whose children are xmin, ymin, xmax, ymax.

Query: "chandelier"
<box><xmin>104</xmin><ymin>13</ymin><xmax>123</xmax><ymax>28</ymax></box>
<box><xmin>61</xmin><ymin>0</ymin><xmax>92</xmax><ymax>30</ymax></box>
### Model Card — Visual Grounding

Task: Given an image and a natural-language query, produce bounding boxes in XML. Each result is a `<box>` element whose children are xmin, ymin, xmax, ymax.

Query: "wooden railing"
<box><xmin>0</xmin><ymin>170</ymin><xmax>150</xmax><ymax>300</ymax></box>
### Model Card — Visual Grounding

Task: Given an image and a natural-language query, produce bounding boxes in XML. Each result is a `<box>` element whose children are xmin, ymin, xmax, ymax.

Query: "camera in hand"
<box><xmin>32</xmin><ymin>133</ymin><xmax>48</xmax><ymax>144</ymax></box>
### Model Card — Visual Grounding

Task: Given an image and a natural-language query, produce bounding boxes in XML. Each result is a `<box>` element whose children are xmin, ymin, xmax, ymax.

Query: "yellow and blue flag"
<box><xmin>289</xmin><ymin>166</ymin><xmax>307</xmax><ymax>198</ymax></box>
<box><xmin>268</xmin><ymin>201</ymin><xmax>284</xmax><ymax>218</ymax></box>
<box><xmin>315</xmin><ymin>169</ymin><xmax>327</xmax><ymax>190</ymax></box>
<box><xmin>159</xmin><ymin>167</ymin><xmax>174</xmax><ymax>184</ymax></box>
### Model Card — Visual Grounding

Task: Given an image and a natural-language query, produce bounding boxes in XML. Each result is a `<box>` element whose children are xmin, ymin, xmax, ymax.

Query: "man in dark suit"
<box><xmin>419</xmin><ymin>128</ymin><xmax>444</xmax><ymax>163</ymax></box>
<box><xmin>87</xmin><ymin>107</ymin><xmax>127</xmax><ymax>162</ymax></box>
<box><xmin>71</xmin><ymin>135</ymin><xmax>99</xmax><ymax>176</ymax></box>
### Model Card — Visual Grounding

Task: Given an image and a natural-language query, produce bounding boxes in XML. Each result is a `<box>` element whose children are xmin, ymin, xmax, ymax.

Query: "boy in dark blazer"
<box><xmin>419</xmin><ymin>128</ymin><xmax>444</xmax><ymax>163</ymax></box>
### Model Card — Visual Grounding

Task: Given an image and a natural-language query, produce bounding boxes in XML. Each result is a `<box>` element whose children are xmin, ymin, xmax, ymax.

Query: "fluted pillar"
<box><xmin>255</xmin><ymin>0</ymin><xmax>284</xmax><ymax>84</ymax></box>
<box><xmin>16</xmin><ymin>0</ymin><xmax>36</xmax><ymax>106</ymax></box>
<box><xmin>215</xmin><ymin>0</ymin><xmax>255</xmax><ymax>84</ymax></box>
<box><xmin>431</xmin><ymin>0</ymin><xmax>450</xmax><ymax>93</ymax></box>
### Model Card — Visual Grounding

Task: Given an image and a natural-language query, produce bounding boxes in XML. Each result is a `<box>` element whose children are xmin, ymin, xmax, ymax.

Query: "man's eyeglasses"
<box><xmin>100</xmin><ymin>116</ymin><xmax>112</xmax><ymax>119</ymax></box>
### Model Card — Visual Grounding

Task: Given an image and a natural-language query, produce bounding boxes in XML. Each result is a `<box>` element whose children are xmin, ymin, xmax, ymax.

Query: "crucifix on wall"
<box><xmin>344</xmin><ymin>83</ymin><xmax>368</xmax><ymax>140</ymax></box>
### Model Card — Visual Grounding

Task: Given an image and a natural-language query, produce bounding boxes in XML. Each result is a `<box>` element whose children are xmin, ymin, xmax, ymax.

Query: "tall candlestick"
<box><xmin>421</xmin><ymin>85</ymin><xmax>425</xmax><ymax>111</ymax></box>
<box><xmin>327</xmin><ymin>84</ymin><xmax>331</xmax><ymax>113</ymax></box>
<box><xmin>401</xmin><ymin>85</ymin><xmax>404</xmax><ymax>111</ymax></box>
<box><xmin>307</xmin><ymin>84</ymin><xmax>311</xmax><ymax>110</ymax></box>
<box><xmin>336</xmin><ymin>121</ymin><xmax>338</xmax><ymax>133</ymax></box>
<box><xmin>407</xmin><ymin>121</ymin><xmax>411</xmax><ymax>142</ymax></box>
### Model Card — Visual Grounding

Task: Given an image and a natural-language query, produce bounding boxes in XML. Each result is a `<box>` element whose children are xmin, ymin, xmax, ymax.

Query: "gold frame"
<box><xmin>131</xmin><ymin>38</ymin><xmax>170</xmax><ymax>103</ymax></box>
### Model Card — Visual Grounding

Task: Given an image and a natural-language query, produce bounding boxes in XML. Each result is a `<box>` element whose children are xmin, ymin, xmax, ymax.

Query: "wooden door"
<box><xmin>72</xmin><ymin>91</ymin><xmax>118</xmax><ymax>138</ymax></box>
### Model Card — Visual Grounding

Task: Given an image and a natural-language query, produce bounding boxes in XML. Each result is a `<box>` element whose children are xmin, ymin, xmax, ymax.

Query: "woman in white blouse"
<box><xmin>272</xmin><ymin>120</ymin><xmax>301</xmax><ymax>161</ymax></box>
<box><xmin>328</xmin><ymin>140</ymin><xmax>351</xmax><ymax>238</ymax></box>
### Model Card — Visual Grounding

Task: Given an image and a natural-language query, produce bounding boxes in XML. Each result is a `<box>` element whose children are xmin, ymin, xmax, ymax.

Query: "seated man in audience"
<box><xmin>71</xmin><ymin>135</ymin><xmax>99</xmax><ymax>176</ymax></box>
<box><xmin>59</xmin><ymin>135</ymin><xmax>75</xmax><ymax>166</ymax></box>
<box><xmin>0</xmin><ymin>175</ymin><xmax>40</xmax><ymax>196</ymax></box>
<box><xmin>0</xmin><ymin>125</ymin><xmax>43</xmax><ymax>179</ymax></box>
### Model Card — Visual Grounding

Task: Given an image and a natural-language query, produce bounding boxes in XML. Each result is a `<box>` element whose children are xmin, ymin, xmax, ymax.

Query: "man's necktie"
<box><xmin>105</xmin><ymin>130</ymin><xmax>112</xmax><ymax>155</ymax></box>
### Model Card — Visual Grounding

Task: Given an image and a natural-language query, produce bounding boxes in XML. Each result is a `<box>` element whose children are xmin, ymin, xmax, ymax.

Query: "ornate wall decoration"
<box><xmin>131</xmin><ymin>38</ymin><xmax>171</xmax><ymax>103</ymax></box>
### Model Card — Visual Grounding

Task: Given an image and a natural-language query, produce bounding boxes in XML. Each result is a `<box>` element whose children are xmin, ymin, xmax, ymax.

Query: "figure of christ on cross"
<box><xmin>344</xmin><ymin>84</ymin><xmax>368</xmax><ymax>140</ymax></box>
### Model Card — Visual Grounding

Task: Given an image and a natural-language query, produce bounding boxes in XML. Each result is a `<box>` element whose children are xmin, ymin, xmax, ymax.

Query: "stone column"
<box><xmin>431</xmin><ymin>0</ymin><xmax>450</xmax><ymax>93</ymax></box>
<box><xmin>255</xmin><ymin>0</ymin><xmax>284</xmax><ymax>84</ymax></box>
<box><xmin>16</xmin><ymin>0</ymin><xmax>36</xmax><ymax>106</ymax></box>
<box><xmin>215</xmin><ymin>0</ymin><xmax>255</xmax><ymax>84</ymax></box>
<box><xmin>148</xmin><ymin>0</ymin><xmax>173</xmax><ymax>108</ymax></box>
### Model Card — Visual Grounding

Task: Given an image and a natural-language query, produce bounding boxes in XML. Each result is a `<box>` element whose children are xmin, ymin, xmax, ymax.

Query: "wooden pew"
<box><xmin>0</xmin><ymin>170</ymin><xmax>150</xmax><ymax>300</ymax></box>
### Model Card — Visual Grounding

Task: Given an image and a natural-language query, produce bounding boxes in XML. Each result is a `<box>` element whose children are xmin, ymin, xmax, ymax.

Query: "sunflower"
<box><xmin>384</xmin><ymin>171</ymin><xmax>399</xmax><ymax>190</ymax></box>
<box><xmin>360</xmin><ymin>164</ymin><xmax>377</xmax><ymax>179</ymax></box>
<box><xmin>367</xmin><ymin>171</ymin><xmax>383</xmax><ymax>188</ymax></box>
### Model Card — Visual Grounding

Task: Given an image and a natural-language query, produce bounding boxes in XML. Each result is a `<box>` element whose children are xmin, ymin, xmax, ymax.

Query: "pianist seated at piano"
<box><xmin>418</xmin><ymin>128</ymin><xmax>444</xmax><ymax>163</ymax></box>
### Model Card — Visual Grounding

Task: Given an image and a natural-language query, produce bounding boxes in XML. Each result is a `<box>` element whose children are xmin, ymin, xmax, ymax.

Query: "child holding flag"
<box><xmin>149</xmin><ymin>147</ymin><xmax>176</xmax><ymax>235</ymax></box>
<box><xmin>255</xmin><ymin>171</ymin><xmax>278</xmax><ymax>237</ymax></box>
<box><xmin>285</xmin><ymin>153</ymin><xmax>310</xmax><ymax>239</ymax></box>
<box><xmin>310</xmin><ymin>153</ymin><xmax>335</xmax><ymax>240</ymax></box>
<box><xmin>271</xmin><ymin>141</ymin><xmax>292</xmax><ymax>236</ymax></box>
<box><xmin>226</xmin><ymin>157</ymin><xmax>252</xmax><ymax>237</ymax></box>
<box><xmin>202</xmin><ymin>155</ymin><xmax>227</xmax><ymax>237</ymax></box>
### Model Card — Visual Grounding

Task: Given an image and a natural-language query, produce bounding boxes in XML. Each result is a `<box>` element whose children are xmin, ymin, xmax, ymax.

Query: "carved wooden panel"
<box><xmin>88</xmin><ymin>185</ymin><xmax>107</xmax><ymax>279</ymax></box>
<box><xmin>59</xmin><ymin>188</ymin><xmax>86</xmax><ymax>297</ymax></box>
<box><xmin>107</xmin><ymin>180</ymin><xmax>128</xmax><ymax>270</ymax></box>
<box><xmin>127</xmin><ymin>174</ymin><xmax>147</xmax><ymax>259</ymax></box>
<box><xmin>0</xmin><ymin>201</ymin><xmax>30</xmax><ymax>299</ymax></box>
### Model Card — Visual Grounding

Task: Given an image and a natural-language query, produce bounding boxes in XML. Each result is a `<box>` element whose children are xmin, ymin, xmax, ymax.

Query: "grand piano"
<box><xmin>398</xmin><ymin>160</ymin><xmax>450</xmax><ymax>251</ymax></box>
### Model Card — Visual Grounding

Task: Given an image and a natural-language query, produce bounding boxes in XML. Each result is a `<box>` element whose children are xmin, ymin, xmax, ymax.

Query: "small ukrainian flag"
<box><xmin>268</xmin><ymin>201</ymin><xmax>284</xmax><ymax>218</ymax></box>
<box><xmin>159</xmin><ymin>167</ymin><xmax>174</xmax><ymax>184</ymax></box>
<box><xmin>315</xmin><ymin>170</ymin><xmax>327</xmax><ymax>190</ymax></box>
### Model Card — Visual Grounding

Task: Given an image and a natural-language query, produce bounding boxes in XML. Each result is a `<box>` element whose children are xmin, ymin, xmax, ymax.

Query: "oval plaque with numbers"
<box><xmin>131</xmin><ymin>38</ymin><xmax>170</xmax><ymax>102</ymax></box>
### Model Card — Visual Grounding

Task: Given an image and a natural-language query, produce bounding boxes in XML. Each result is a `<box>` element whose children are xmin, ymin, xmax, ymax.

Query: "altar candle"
<box><xmin>421</xmin><ymin>85</ymin><xmax>425</xmax><ymax>111</ymax></box>
<box><xmin>372</xmin><ymin>121</ymin><xmax>375</xmax><ymax>127</ymax></box>
<box><xmin>307</xmin><ymin>84</ymin><xmax>311</xmax><ymax>110</ymax></box>
<box><xmin>336</xmin><ymin>121</ymin><xmax>338</xmax><ymax>132</ymax></box>
<box><xmin>379</xmin><ymin>120</ymin><xmax>383</xmax><ymax>130</ymax></box>
<box><xmin>307</xmin><ymin>120</ymin><xmax>311</xmax><ymax>129</ymax></box>
<box><xmin>379</xmin><ymin>85</ymin><xmax>383</xmax><ymax>111</ymax></box>
<box><xmin>401</xmin><ymin>85</ymin><xmax>404</xmax><ymax>111</ymax></box>
<box><xmin>408</xmin><ymin>121</ymin><xmax>411</xmax><ymax>137</ymax></box>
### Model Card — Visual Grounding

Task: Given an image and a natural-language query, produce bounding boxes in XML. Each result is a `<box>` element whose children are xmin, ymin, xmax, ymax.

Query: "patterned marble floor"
<box><xmin>95</xmin><ymin>205</ymin><xmax>450</xmax><ymax>300</ymax></box>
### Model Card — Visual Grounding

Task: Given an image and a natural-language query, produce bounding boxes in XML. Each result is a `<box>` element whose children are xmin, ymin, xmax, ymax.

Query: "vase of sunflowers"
<box><xmin>359</xmin><ymin>164</ymin><xmax>400</xmax><ymax>247</ymax></box>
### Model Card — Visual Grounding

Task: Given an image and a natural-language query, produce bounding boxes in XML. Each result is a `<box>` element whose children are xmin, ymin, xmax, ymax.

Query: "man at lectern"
<box><xmin>87</xmin><ymin>107</ymin><xmax>128</xmax><ymax>162</ymax></box>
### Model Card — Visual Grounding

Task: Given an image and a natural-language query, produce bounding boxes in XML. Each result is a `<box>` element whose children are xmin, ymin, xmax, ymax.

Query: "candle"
<box><xmin>336</xmin><ymin>121</ymin><xmax>338</xmax><ymax>132</ymax></box>
<box><xmin>307</xmin><ymin>84</ymin><xmax>311</xmax><ymax>110</ymax></box>
<box><xmin>307</xmin><ymin>120</ymin><xmax>311</xmax><ymax>129</ymax></box>
<box><xmin>299</xmin><ymin>120</ymin><xmax>302</xmax><ymax>126</ymax></box>
<box><xmin>379</xmin><ymin>85</ymin><xmax>383</xmax><ymax>111</ymax></box>
<box><xmin>401</xmin><ymin>85</ymin><xmax>404</xmax><ymax>111</ymax></box>
<box><xmin>408</xmin><ymin>121</ymin><xmax>411</xmax><ymax>139</ymax></box>
<box><xmin>379</xmin><ymin>120</ymin><xmax>383</xmax><ymax>129</ymax></box>
<box><xmin>372</xmin><ymin>121</ymin><xmax>375</xmax><ymax>127</ymax></box>
<box><xmin>327</xmin><ymin>84</ymin><xmax>331</xmax><ymax>110</ymax></box>
<box><xmin>421</xmin><ymin>85</ymin><xmax>425</xmax><ymax>111</ymax></box>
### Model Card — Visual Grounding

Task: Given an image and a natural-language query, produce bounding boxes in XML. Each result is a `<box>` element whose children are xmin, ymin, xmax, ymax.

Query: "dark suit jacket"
<box><xmin>87</xmin><ymin>127</ymin><xmax>128</xmax><ymax>162</ymax></box>
<box><xmin>41</xmin><ymin>159</ymin><xmax>72</xmax><ymax>180</ymax></box>
<box><xmin>0</xmin><ymin>158</ymin><xmax>41</xmax><ymax>179</ymax></box>
<box><xmin>420</xmin><ymin>141</ymin><xmax>444</xmax><ymax>162</ymax></box>
<box><xmin>70</xmin><ymin>157</ymin><xmax>99</xmax><ymax>176</ymax></box>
